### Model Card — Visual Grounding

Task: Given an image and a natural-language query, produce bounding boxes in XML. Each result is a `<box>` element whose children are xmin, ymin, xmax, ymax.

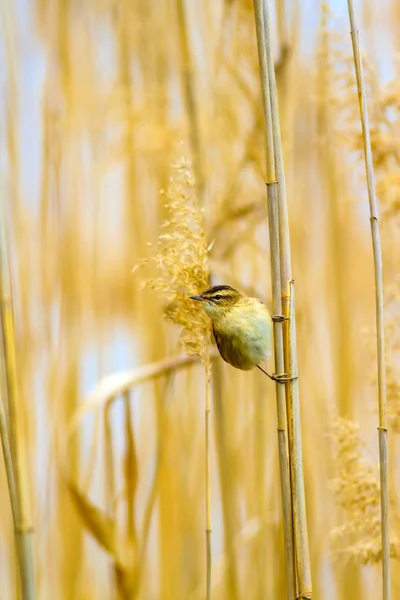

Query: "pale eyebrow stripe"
<box><xmin>203</xmin><ymin>285</ymin><xmax>234</xmax><ymax>295</ymax></box>
<box><xmin>207</xmin><ymin>293</ymin><xmax>236</xmax><ymax>302</ymax></box>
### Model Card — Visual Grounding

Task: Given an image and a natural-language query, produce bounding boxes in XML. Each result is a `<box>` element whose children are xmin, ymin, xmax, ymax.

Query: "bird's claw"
<box><xmin>257</xmin><ymin>365</ymin><xmax>297</xmax><ymax>382</ymax></box>
<box><xmin>271</xmin><ymin>314</ymin><xmax>289</xmax><ymax>323</ymax></box>
<box><xmin>270</xmin><ymin>373</ymin><xmax>298</xmax><ymax>383</ymax></box>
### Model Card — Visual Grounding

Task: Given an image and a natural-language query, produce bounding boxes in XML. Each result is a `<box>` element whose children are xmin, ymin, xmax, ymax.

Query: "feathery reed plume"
<box><xmin>136</xmin><ymin>156</ymin><xmax>210</xmax><ymax>360</ymax></box>
<box><xmin>330</xmin><ymin>418</ymin><xmax>399</xmax><ymax>564</ymax></box>
<box><xmin>346</xmin><ymin>2</ymin><xmax>391</xmax><ymax>597</ymax></box>
<box><xmin>381</xmin><ymin>282</ymin><xmax>400</xmax><ymax>432</ymax></box>
<box><xmin>135</xmin><ymin>156</ymin><xmax>212</xmax><ymax>598</ymax></box>
<box><xmin>333</xmin><ymin>46</ymin><xmax>400</xmax><ymax>230</ymax></box>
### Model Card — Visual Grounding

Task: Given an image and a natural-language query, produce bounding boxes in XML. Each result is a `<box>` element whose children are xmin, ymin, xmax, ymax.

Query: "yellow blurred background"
<box><xmin>0</xmin><ymin>0</ymin><xmax>399</xmax><ymax>598</ymax></box>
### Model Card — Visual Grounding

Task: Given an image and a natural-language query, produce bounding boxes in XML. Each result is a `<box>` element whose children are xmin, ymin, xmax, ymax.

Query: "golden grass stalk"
<box><xmin>261</xmin><ymin>3</ymin><xmax>312</xmax><ymax>596</ymax></box>
<box><xmin>266</xmin><ymin>182</ymin><xmax>296</xmax><ymax>600</ymax></box>
<box><xmin>346</xmin><ymin>2</ymin><xmax>390</xmax><ymax>598</ymax></box>
<box><xmin>0</xmin><ymin>216</ymin><xmax>35</xmax><ymax>599</ymax></box>
<box><xmin>252</xmin><ymin>2</ymin><xmax>296</xmax><ymax>598</ymax></box>
<box><xmin>253</xmin><ymin>0</ymin><xmax>312</xmax><ymax>597</ymax></box>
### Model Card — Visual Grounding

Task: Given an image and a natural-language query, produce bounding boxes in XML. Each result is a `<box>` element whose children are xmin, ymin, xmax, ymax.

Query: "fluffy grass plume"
<box><xmin>135</xmin><ymin>156</ymin><xmax>210</xmax><ymax>362</ymax></box>
<box><xmin>330</xmin><ymin>418</ymin><xmax>399</xmax><ymax>564</ymax></box>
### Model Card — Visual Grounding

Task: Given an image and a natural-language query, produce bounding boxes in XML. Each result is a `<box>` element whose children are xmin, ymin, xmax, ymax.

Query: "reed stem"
<box><xmin>253</xmin><ymin>0</ymin><xmax>312</xmax><ymax>597</ymax></box>
<box><xmin>346</xmin><ymin>2</ymin><xmax>390</xmax><ymax>598</ymax></box>
<box><xmin>253</xmin><ymin>2</ymin><xmax>296</xmax><ymax>598</ymax></box>
<box><xmin>262</xmin><ymin>3</ymin><xmax>312</xmax><ymax>596</ymax></box>
<box><xmin>266</xmin><ymin>183</ymin><xmax>296</xmax><ymax>600</ymax></box>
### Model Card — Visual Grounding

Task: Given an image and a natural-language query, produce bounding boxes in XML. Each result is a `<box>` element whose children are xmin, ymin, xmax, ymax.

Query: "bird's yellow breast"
<box><xmin>212</xmin><ymin>299</ymin><xmax>272</xmax><ymax>370</ymax></box>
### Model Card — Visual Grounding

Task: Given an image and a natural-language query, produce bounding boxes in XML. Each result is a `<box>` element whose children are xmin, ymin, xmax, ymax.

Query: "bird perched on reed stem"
<box><xmin>190</xmin><ymin>285</ymin><xmax>290</xmax><ymax>382</ymax></box>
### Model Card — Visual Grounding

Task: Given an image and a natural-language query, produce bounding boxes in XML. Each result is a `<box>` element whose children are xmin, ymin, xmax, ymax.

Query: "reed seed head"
<box><xmin>330</xmin><ymin>418</ymin><xmax>400</xmax><ymax>563</ymax></box>
<box><xmin>134</xmin><ymin>156</ymin><xmax>210</xmax><ymax>362</ymax></box>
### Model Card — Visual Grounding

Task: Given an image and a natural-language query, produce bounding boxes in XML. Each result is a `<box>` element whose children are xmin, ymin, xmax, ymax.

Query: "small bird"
<box><xmin>190</xmin><ymin>284</ymin><xmax>289</xmax><ymax>381</ymax></box>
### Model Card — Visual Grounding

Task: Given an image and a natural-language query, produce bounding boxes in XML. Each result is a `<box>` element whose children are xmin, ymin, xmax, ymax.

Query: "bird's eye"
<box><xmin>214</xmin><ymin>294</ymin><xmax>222</xmax><ymax>301</ymax></box>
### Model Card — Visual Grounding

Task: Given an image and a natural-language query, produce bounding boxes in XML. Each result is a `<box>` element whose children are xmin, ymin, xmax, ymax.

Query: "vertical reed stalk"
<box><xmin>253</xmin><ymin>0</ymin><xmax>312</xmax><ymax>597</ymax></box>
<box><xmin>266</xmin><ymin>183</ymin><xmax>296</xmax><ymax>599</ymax></box>
<box><xmin>263</xmin><ymin>0</ymin><xmax>312</xmax><ymax>590</ymax></box>
<box><xmin>205</xmin><ymin>356</ymin><xmax>212</xmax><ymax>600</ymax></box>
<box><xmin>346</xmin><ymin>3</ymin><xmax>390</xmax><ymax>598</ymax></box>
<box><xmin>252</xmin><ymin>2</ymin><xmax>296</xmax><ymax>598</ymax></box>
<box><xmin>0</xmin><ymin>210</ymin><xmax>35</xmax><ymax>599</ymax></box>
<box><xmin>262</xmin><ymin>2</ymin><xmax>312</xmax><ymax>596</ymax></box>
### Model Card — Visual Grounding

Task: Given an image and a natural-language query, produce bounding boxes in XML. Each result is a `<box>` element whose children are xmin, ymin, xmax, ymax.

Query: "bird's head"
<box><xmin>190</xmin><ymin>285</ymin><xmax>243</xmax><ymax>321</ymax></box>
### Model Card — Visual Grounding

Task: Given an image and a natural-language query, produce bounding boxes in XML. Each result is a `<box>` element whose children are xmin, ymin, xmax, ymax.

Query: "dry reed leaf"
<box><xmin>68</xmin><ymin>483</ymin><xmax>139</xmax><ymax>597</ymax></box>
<box><xmin>66</xmin><ymin>354</ymin><xmax>210</xmax><ymax>442</ymax></box>
<box><xmin>68</xmin><ymin>482</ymin><xmax>116</xmax><ymax>557</ymax></box>
<box><xmin>114</xmin><ymin>559</ymin><xmax>138</xmax><ymax>599</ymax></box>
<box><xmin>124</xmin><ymin>426</ymin><xmax>138</xmax><ymax>509</ymax></box>
<box><xmin>123</xmin><ymin>394</ymin><xmax>138</xmax><ymax>545</ymax></box>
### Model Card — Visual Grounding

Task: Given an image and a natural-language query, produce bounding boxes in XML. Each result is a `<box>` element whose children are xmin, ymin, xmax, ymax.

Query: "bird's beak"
<box><xmin>190</xmin><ymin>295</ymin><xmax>204</xmax><ymax>301</ymax></box>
